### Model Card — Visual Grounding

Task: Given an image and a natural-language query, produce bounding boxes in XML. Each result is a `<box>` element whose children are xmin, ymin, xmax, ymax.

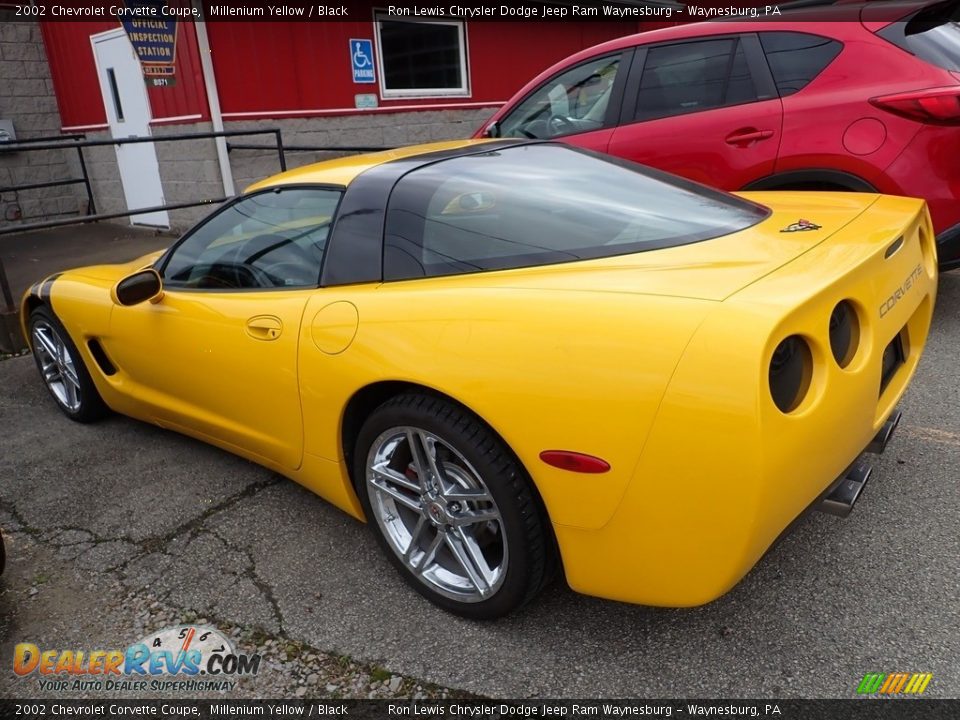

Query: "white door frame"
<box><xmin>90</xmin><ymin>27</ymin><xmax>170</xmax><ymax>228</ymax></box>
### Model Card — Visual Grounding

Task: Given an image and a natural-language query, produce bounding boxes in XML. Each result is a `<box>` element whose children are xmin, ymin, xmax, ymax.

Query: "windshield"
<box><xmin>879</xmin><ymin>1</ymin><xmax>960</xmax><ymax>72</ymax></box>
<box><xmin>383</xmin><ymin>144</ymin><xmax>769</xmax><ymax>281</ymax></box>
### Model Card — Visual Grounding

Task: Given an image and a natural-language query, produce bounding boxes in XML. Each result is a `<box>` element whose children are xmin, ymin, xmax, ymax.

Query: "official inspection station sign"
<box><xmin>120</xmin><ymin>0</ymin><xmax>179</xmax><ymax>86</ymax></box>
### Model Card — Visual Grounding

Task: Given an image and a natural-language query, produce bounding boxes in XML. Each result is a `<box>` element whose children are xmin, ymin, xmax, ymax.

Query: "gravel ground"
<box><xmin>2</xmin><ymin>531</ymin><xmax>470</xmax><ymax>700</ymax></box>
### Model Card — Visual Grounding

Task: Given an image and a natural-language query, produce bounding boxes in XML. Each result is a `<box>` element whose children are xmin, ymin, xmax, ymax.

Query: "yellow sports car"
<box><xmin>21</xmin><ymin>140</ymin><xmax>937</xmax><ymax>618</ymax></box>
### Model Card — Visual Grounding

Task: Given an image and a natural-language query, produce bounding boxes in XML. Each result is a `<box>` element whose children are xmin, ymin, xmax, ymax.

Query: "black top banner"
<box><xmin>3</xmin><ymin>699</ymin><xmax>960</xmax><ymax>720</ymax></box>
<box><xmin>0</xmin><ymin>0</ymin><xmax>942</xmax><ymax>23</ymax></box>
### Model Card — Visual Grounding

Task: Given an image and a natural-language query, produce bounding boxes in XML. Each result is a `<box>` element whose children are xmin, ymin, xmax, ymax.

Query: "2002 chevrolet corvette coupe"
<box><xmin>22</xmin><ymin>140</ymin><xmax>937</xmax><ymax>618</ymax></box>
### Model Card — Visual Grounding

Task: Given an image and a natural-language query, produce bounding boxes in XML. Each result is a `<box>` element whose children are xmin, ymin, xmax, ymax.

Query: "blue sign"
<box><xmin>120</xmin><ymin>0</ymin><xmax>178</xmax><ymax>84</ymax></box>
<box><xmin>350</xmin><ymin>39</ymin><xmax>376</xmax><ymax>84</ymax></box>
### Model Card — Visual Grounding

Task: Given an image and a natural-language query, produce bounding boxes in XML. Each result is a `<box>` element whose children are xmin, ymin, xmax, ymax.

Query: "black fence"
<box><xmin>0</xmin><ymin>128</ymin><xmax>295</xmax><ymax>236</ymax></box>
<box><xmin>0</xmin><ymin>256</ymin><xmax>14</xmax><ymax>311</ymax></box>
<box><xmin>0</xmin><ymin>128</ymin><xmax>398</xmax><ymax>238</ymax></box>
<box><xmin>0</xmin><ymin>133</ymin><xmax>95</xmax><ymax>218</ymax></box>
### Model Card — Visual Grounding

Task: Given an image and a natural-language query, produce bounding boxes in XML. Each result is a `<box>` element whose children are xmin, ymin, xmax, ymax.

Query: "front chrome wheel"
<box><xmin>366</xmin><ymin>426</ymin><xmax>507</xmax><ymax>603</ymax></box>
<box><xmin>31</xmin><ymin>319</ymin><xmax>82</xmax><ymax>412</ymax></box>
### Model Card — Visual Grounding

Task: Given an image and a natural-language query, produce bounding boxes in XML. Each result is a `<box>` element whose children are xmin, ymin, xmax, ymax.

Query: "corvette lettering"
<box><xmin>880</xmin><ymin>264</ymin><xmax>923</xmax><ymax>318</ymax></box>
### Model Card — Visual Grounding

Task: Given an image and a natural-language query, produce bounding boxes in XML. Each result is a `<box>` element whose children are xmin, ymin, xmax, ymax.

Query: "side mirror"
<box><xmin>484</xmin><ymin>121</ymin><xmax>500</xmax><ymax>138</ymax></box>
<box><xmin>112</xmin><ymin>269</ymin><xmax>163</xmax><ymax>306</ymax></box>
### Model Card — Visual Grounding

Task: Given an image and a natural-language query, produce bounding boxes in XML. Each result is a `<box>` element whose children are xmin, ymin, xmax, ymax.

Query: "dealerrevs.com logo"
<box><xmin>13</xmin><ymin>625</ymin><xmax>260</xmax><ymax>693</ymax></box>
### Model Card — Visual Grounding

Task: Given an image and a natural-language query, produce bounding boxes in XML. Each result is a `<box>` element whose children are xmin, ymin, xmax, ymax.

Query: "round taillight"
<box><xmin>829</xmin><ymin>300</ymin><xmax>860</xmax><ymax>368</ymax></box>
<box><xmin>769</xmin><ymin>335</ymin><xmax>812</xmax><ymax>413</ymax></box>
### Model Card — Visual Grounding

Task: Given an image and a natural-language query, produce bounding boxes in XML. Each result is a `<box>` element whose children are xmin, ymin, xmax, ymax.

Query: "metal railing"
<box><xmin>0</xmin><ymin>128</ymin><xmax>288</xmax><ymax>236</ymax></box>
<box><xmin>0</xmin><ymin>129</ymin><xmax>402</xmax><ymax>238</ymax></box>
<box><xmin>0</xmin><ymin>256</ymin><xmax>20</xmax><ymax>353</ymax></box>
<box><xmin>0</xmin><ymin>258</ymin><xmax>14</xmax><ymax>311</ymax></box>
<box><xmin>227</xmin><ymin>142</ymin><xmax>394</xmax><ymax>155</ymax></box>
<box><xmin>0</xmin><ymin>133</ymin><xmax>96</xmax><ymax>218</ymax></box>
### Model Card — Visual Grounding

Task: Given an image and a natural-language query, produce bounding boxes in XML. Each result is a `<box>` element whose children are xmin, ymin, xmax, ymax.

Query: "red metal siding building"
<box><xmin>39</xmin><ymin>19</ymin><xmax>646</xmax><ymax>131</ymax></box>
<box><xmin>41</xmin><ymin>20</ymin><xmax>209</xmax><ymax>130</ymax></box>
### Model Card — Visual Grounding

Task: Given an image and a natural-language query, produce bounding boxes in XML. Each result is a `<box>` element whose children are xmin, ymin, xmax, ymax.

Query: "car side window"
<box><xmin>161</xmin><ymin>188</ymin><xmax>342</xmax><ymax>290</ymax></box>
<box><xmin>634</xmin><ymin>37</ymin><xmax>757</xmax><ymax>122</ymax></box>
<box><xmin>497</xmin><ymin>54</ymin><xmax>622</xmax><ymax>139</ymax></box>
<box><xmin>758</xmin><ymin>32</ymin><xmax>842</xmax><ymax>97</ymax></box>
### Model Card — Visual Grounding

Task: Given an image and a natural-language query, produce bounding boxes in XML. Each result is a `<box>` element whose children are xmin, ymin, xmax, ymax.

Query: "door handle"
<box><xmin>725</xmin><ymin>128</ymin><xmax>774</xmax><ymax>146</ymax></box>
<box><xmin>245</xmin><ymin>315</ymin><xmax>282</xmax><ymax>341</ymax></box>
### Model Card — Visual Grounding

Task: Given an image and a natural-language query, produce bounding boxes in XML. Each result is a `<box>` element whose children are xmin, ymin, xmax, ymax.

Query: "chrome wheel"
<box><xmin>31</xmin><ymin>320</ymin><xmax>82</xmax><ymax>412</ymax></box>
<box><xmin>366</xmin><ymin>427</ymin><xmax>507</xmax><ymax>603</ymax></box>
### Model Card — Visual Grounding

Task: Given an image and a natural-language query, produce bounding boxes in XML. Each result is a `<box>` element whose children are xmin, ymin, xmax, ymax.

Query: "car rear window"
<box><xmin>878</xmin><ymin>0</ymin><xmax>960</xmax><ymax>72</ymax></box>
<box><xmin>382</xmin><ymin>144</ymin><xmax>768</xmax><ymax>281</ymax></box>
<box><xmin>759</xmin><ymin>32</ymin><xmax>843</xmax><ymax>97</ymax></box>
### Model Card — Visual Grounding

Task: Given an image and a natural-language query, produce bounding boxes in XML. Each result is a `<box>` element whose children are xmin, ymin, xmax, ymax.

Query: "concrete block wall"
<box><xmin>0</xmin><ymin>16</ymin><xmax>85</xmax><ymax>227</ymax></box>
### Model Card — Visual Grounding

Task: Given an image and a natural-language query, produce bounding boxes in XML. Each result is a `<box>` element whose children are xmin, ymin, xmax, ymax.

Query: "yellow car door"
<box><xmin>104</xmin><ymin>186</ymin><xmax>343</xmax><ymax>472</ymax></box>
<box><xmin>108</xmin><ymin>288</ymin><xmax>312</xmax><ymax>470</ymax></box>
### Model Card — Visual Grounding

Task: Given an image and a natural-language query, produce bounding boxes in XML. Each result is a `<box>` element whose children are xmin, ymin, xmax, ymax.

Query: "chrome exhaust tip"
<box><xmin>867</xmin><ymin>410</ymin><xmax>902</xmax><ymax>455</ymax></box>
<box><xmin>819</xmin><ymin>459</ymin><xmax>873</xmax><ymax>518</ymax></box>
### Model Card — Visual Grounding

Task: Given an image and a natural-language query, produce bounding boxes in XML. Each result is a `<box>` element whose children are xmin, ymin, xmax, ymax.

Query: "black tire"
<box><xmin>353</xmin><ymin>393</ymin><xmax>555</xmax><ymax>619</ymax></box>
<box><xmin>28</xmin><ymin>306</ymin><xmax>109</xmax><ymax>423</ymax></box>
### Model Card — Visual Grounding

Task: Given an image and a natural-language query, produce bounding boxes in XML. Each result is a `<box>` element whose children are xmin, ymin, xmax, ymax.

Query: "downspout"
<box><xmin>193</xmin><ymin>5</ymin><xmax>235</xmax><ymax>197</ymax></box>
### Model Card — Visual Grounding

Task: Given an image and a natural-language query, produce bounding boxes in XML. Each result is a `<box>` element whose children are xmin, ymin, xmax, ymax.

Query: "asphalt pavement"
<box><xmin>0</xmin><ymin>226</ymin><xmax>957</xmax><ymax>699</ymax></box>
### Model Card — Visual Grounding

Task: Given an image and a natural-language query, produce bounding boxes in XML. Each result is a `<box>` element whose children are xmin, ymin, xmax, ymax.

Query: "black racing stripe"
<box><xmin>38</xmin><ymin>273</ymin><xmax>63</xmax><ymax>302</ymax></box>
<box><xmin>321</xmin><ymin>140</ymin><xmax>542</xmax><ymax>287</ymax></box>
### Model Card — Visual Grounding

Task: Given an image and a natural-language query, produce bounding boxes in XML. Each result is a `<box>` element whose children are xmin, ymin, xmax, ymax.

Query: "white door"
<box><xmin>92</xmin><ymin>31</ymin><xmax>169</xmax><ymax>228</ymax></box>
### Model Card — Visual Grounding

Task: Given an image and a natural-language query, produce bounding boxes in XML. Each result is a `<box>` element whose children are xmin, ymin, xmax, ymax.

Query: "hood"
<box><xmin>66</xmin><ymin>251</ymin><xmax>166</xmax><ymax>283</ymax></box>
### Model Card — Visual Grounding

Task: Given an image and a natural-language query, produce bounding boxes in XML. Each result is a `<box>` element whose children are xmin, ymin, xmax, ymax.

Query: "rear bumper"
<box><xmin>937</xmin><ymin>222</ymin><xmax>960</xmax><ymax>271</ymax></box>
<box><xmin>553</xmin><ymin>198</ymin><xmax>936</xmax><ymax>607</ymax></box>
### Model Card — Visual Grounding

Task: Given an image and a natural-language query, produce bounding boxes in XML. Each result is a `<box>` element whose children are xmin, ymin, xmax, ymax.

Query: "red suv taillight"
<box><xmin>870</xmin><ymin>86</ymin><xmax>960</xmax><ymax>125</ymax></box>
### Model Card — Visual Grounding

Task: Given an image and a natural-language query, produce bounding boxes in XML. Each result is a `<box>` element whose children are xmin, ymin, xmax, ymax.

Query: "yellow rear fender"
<box><xmin>299</xmin><ymin>286</ymin><xmax>715</xmax><ymax>530</ymax></box>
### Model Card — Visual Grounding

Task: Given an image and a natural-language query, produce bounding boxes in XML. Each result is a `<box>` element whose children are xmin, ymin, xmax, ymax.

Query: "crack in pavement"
<box><xmin>210</xmin><ymin>527</ymin><xmax>287</xmax><ymax>635</ymax></box>
<box><xmin>0</xmin><ymin>475</ymin><xmax>282</xmax><ymax>590</ymax></box>
<box><xmin>136</xmin><ymin>476</ymin><xmax>282</xmax><ymax>557</ymax></box>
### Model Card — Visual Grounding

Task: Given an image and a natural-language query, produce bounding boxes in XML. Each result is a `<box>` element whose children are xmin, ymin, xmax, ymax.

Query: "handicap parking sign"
<box><xmin>350</xmin><ymin>39</ymin><xmax>376</xmax><ymax>84</ymax></box>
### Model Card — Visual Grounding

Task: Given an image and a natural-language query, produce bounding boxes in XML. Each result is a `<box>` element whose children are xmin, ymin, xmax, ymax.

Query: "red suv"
<box><xmin>477</xmin><ymin>0</ymin><xmax>960</xmax><ymax>270</ymax></box>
